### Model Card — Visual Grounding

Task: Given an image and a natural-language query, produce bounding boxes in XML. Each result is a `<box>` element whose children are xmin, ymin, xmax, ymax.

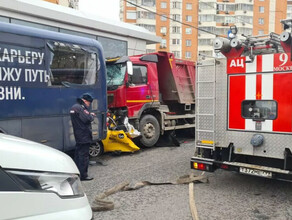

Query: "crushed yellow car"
<box><xmin>89</xmin><ymin>116</ymin><xmax>140</xmax><ymax>157</ymax></box>
<box><xmin>89</xmin><ymin>130</ymin><xmax>140</xmax><ymax>157</ymax></box>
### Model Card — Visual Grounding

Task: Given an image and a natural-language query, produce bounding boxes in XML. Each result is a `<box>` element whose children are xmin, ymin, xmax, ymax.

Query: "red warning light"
<box><xmin>198</xmin><ymin>163</ymin><xmax>206</xmax><ymax>170</ymax></box>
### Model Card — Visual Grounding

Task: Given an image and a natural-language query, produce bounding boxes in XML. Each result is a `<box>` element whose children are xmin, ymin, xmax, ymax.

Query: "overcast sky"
<box><xmin>78</xmin><ymin>0</ymin><xmax>120</xmax><ymax>21</ymax></box>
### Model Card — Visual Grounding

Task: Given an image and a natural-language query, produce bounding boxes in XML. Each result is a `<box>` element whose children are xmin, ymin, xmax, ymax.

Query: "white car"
<box><xmin>0</xmin><ymin>134</ymin><xmax>92</xmax><ymax>220</ymax></box>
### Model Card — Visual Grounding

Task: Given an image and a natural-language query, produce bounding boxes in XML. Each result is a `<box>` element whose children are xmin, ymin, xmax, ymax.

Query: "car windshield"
<box><xmin>106</xmin><ymin>63</ymin><xmax>126</xmax><ymax>86</ymax></box>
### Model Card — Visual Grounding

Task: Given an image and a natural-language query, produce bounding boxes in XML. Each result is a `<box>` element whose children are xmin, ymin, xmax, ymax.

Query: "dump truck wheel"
<box><xmin>139</xmin><ymin>115</ymin><xmax>160</xmax><ymax>147</ymax></box>
<box><xmin>90</xmin><ymin>141</ymin><xmax>104</xmax><ymax>157</ymax></box>
<box><xmin>188</xmin><ymin>127</ymin><xmax>196</xmax><ymax>138</ymax></box>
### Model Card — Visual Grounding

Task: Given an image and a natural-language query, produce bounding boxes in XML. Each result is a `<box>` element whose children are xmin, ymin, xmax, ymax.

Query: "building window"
<box><xmin>258</xmin><ymin>18</ymin><xmax>264</xmax><ymax>25</ymax></box>
<box><xmin>126</xmin><ymin>11</ymin><xmax>137</xmax><ymax>20</ymax></box>
<box><xmin>0</xmin><ymin>16</ymin><xmax>10</xmax><ymax>23</ymax></box>
<box><xmin>258</xmin><ymin>29</ymin><xmax>264</xmax><ymax>35</ymax></box>
<box><xmin>186</xmin><ymin>3</ymin><xmax>192</xmax><ymax>10</ymax></box>
<box><xmin>137</xmin><ymin>24</ymin><xmax>156</xmax><ymax>32</ymax></box>
<box><xmin>161</xmin><ymin>15</ymin><xmax>167</xmax><ymax>21</ymax></box>
<box><xmin>173</xmin><ymin>14</ymin><xmax>181</xmax><ymax>21</ymax></box>
<box><xmin>186</xmin><ymin>15</ymin><xmax>192</xmax><ymax>22</ymax></box>
<box><xmin>200</xmin><ymin>2</ymin><xmax>214</xmax><ymax>10</ymax></box>
<box><xmin>199</xmin><ymin>14</ymin><xmax>215</xmax><ymax>22</ymax></box>
<box><xmin>172</xmin><ymin>51</ymin><xmax>180</xmax><ymax>58</ymax></box>
<box><xmin>160</xmin><ymin>26</ymin><xmax>167</xmax><ymax>35</ymax></box>
<box><xmin>186</xmin><ymin>40</ymin><xmax>191</xmax><ymax>47</ymax></box>
<box><xmin>172</xmin><ymin>26</ymin><xmax>181</xmax><ymax>34</ymax></box>
<box><xmin>225</xmin><ymin>16</ymin><xmax>235</xmax><ymax>23</ymax></box>
<box><xmin>99</xmin><ymin>37</ymin><xmax>127</xmax><ymax>58</ymax></box>
<box><xmin>172</xmin><ymin>39</ymin><xmax>180</xmax><ymax>45</ymax></box>
<box><xmin>259</xmin><ymin>6</ymin><xmax>264</xmax><ymax>13</ymax></box>
<box><xmin>185</xmin><ymin>51</ymin><xmax>191</xmax><ymax>59</ymax></box>
<box><xmin>12</xmin><ymin>19</ymin><xmax>59</xmax><ymax>32</ymax></box>
<box><xmin>141</xmin><ymin>0</ymin><xmax>155</xmax><ymax>7</ymax></box>
<box><xmin>161</xmin><ymin>39</ymin><xmax>167</xmax><ymax>48</ymax></box>
<box><xmin>126</xmin><ymin>0</ymin><xmax>137</xmax><ymax>7</ymax></box>
<box><xmin>186</xmin><ymin>28</ymin><xmax>192</xmax><ymax>34</ymax></box>
<box><xmin>137</xmin><ymin>11</ymin><xmax>155</xmax><ymax>19</ymax></box>
<box><xmin>198</xmin><ymin>39</ymin><xmax>212</xmax><ymax>45</ymax></box>
<box><xmin>172</xmin><ymin>2</ymin><xmax>181</xmax><ymax>9</ymax></box>
<box><xmin>235</xmin><ymin>4</ymin><xmax>253</xmax><ymax>11</ymax></box>
<box><xmin>161</xmin><ymin>1</ymin><xmax>167</xmax><ymax>9</ymax></box>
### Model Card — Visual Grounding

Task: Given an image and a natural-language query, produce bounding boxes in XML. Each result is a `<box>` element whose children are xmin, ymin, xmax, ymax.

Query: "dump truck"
<box><xmin>191</xmin><ymin>20</ymin><xmax>292</xmax><ymax>181</ymax></box>
<box><xmin>106</xmin><ymin>52</ymin><xmax>196</xmax><ymax>147</ymax></box>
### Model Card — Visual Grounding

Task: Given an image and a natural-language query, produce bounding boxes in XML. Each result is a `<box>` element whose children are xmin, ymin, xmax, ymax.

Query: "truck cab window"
<box><xmin>47</xmin><ymin>41</ymin><xmax>97</xmax><ymax>86</ymax></box>
<box><xmin>129</xmin><ymin>65</ymin><xmax>147</xmax><ymax>85</ymax></box>
<box><xmin>242</xmin><ymin>100</ymin><xmax>277</xmax><ymax>120</ymax></box>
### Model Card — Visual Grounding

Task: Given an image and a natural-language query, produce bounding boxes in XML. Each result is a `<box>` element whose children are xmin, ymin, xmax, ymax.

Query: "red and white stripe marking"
<box><xmin>228</xmin><ymin>53</ymin><xmax>292</xmax><ymax>133</ymax></box>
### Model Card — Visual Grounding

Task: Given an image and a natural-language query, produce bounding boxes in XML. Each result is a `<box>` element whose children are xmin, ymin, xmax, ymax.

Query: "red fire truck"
<box><xmin>106</xmin><ymin>52</ymin><xmax>196</xmax><ymax>147</ymax></box>
<box><xmin>191</xmin><ymin>20</ymin><xmax>292</xmax><ymax>181</ymax></box>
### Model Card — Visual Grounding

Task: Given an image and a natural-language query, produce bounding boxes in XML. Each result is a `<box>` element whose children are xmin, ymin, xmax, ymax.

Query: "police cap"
<box><xmin>81</xmin><ymin>93</ymin><xmax>94</xmax><ymax>103</ymax></box>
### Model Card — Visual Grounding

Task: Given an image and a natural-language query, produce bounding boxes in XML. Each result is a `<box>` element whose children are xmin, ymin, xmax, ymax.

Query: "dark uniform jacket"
<box><xmin>70</xmin><ymin>99</ymin><xmax>94</xmax><ymax>144</ymax></box>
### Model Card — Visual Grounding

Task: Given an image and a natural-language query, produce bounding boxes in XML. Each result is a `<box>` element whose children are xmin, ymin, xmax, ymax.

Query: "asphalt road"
<box><xmin>82</xmin><ymin>137</ymin><xmax>292</xmax><ymax>220</ymax></box>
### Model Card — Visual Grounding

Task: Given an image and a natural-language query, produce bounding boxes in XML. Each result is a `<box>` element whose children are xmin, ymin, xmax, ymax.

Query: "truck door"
<box><xmin>126</xmin><ymin>65</ymin><xmax>151</xmax><ymax>117</ymax></box>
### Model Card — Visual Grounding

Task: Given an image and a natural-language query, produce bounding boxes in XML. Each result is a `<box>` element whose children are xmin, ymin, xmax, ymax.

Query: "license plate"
<box><xmin>239</xmin><ymin>167</ymin><xmax>272</xmax><ymax>178</ymax></box>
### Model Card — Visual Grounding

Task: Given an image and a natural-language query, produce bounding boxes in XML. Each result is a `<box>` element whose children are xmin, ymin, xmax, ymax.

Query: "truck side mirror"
<box><xmin>127</xmin><ymin>61</ymin><xmax>133</xmax><ymax>75</ymax></box>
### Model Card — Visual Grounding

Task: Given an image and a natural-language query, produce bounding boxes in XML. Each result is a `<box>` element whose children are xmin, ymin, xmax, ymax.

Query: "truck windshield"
<box><xmin>106</xmin><ymin>63</ymin><xmax>126</xmax><ymax>87</ymax></box>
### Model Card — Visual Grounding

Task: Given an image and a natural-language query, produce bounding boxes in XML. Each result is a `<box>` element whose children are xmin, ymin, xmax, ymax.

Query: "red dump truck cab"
<box><xmin>106</xmin><ymin>52</ymin><xmax>196</xmax><ymax>147</ymax></box>
<box><xmin>107</xmin><ymin>54</ymin><xmax>160</xmax><ymax>118</ymax></box>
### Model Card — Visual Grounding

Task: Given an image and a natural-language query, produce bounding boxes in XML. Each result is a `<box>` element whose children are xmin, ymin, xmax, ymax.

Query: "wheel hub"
<box><xmin>143</xmin><ymin>123</ymin><xmax>155</xmax><ymax>138</ymax></box>
<box><xmin>89</xmin><ymin>144</ymin><xmax>101</xmax><ymax>157</ymax></box>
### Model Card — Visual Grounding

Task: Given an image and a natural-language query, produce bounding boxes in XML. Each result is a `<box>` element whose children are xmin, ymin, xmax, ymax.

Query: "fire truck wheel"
<box><xmin>89</xmin><ymin>141</ymin><xmax>104</xmax><ymax>157</ymax></box>
<box><xmin>140</xmin><ymin>115</ymin><xmax>160</xmax><ymax>147</ymax></box>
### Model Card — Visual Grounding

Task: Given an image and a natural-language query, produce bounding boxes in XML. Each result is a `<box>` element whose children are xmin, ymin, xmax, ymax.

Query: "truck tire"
<box><xmin>139</xmin><ymin>114</ymin><xmax>160</xmax><ymax>147</ymax></box>
<box><xmin>188</xmin><ymin>127</ymin><xmax>196</xmax><ymax>138</ymax></box>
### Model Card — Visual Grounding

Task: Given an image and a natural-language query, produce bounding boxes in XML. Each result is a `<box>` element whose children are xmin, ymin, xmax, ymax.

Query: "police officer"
<box><xmin>70</xmin><ymin>93</ymin><xmax>95</xmax><ymax>181</ymax></box>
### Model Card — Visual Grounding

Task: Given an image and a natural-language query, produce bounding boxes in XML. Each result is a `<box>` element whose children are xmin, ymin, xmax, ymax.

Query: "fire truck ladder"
<box><xmin>195</xmin><ymin>60</ymin><xmax>216</xmax><ymax>151</ymax></box>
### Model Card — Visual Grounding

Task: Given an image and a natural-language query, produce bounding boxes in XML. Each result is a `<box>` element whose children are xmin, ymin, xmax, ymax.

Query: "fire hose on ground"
<box><xmin>91</xmin><ymin>173</ymin><xmax>208</xmax><ymax>220</ymax></box>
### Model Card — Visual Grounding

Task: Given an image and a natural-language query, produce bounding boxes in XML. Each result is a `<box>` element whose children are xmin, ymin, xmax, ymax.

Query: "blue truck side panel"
<box><xmin>0</xmin><ymin>22</ymin><xmax>107</xmax><ymax>152</ymax></box>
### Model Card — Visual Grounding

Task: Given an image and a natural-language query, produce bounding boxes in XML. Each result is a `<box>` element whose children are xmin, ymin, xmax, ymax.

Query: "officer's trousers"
<box><xmin>74</xmin><ymin>143</ymin><xmax>90</xmax><ymax>179</ymax></box>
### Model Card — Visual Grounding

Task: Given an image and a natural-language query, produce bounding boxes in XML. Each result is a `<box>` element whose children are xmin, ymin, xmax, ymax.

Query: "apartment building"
<box><xmin>120</xmin><ymin>0</ymin><xmax>199</xmax><ymax>61</ymax></box>
<box><xmin>197</xmin><ymin>0</ymin><xmax>286</xmax><ymax>58</ymax></box>
<box><xmin>121</xmin><ymin>0</ymin><xmax>287</xmax><ymax>61</ymax></box>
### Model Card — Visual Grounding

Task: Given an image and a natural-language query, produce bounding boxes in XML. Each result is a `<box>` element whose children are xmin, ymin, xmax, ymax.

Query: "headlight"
<box><xmin>6</xmin><ymin>170</ymin><xmax>84</xmax><ymax>198</ymax></box>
